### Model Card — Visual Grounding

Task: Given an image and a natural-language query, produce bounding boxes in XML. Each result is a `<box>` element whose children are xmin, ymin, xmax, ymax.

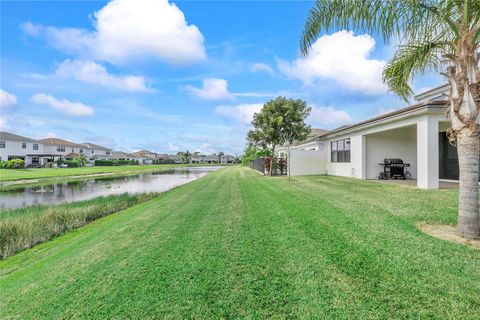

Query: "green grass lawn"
<box><xmin>1</xmin><ymin>167</ymin><xmax>479</xmax><ymax>319</ymax></box>
<box><xmin>0</xmin><ymin>163</ymin><xmax>215</xmax><ymax>182</ymax></box>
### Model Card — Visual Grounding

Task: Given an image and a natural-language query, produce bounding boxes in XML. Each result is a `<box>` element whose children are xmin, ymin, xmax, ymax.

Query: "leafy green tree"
<box><xmin>301</xmin><ymin>0</ymin><xmax>480</xmax><ymax>239</ymax></box>
<box><xmin>247</xmin><ymin>97</ymin><xmax>311</xmax><ymax>175</ymax></box>
<box><xmin>241</xmin><ymin>145</ymin><xmax>272</xmax><ymax>166</ymax></box>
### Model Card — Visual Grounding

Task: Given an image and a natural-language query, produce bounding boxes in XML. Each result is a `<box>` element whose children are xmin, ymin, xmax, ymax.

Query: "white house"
<box><xmin>0</xmin><ymin>132</ymin><xmax>45</xmax><ymax>166</ymax></box>
<box><xmin>82</xmin><ymin>142</ymin><xmax>112</xmax><ymax>163</ymax></box>
<box><xmin>39</xmin><ymin>137</ymin><xmax>86</xmax><ymax>160</ymax></box>
<box><xmin>277</xmin><ymin>85</ymin><xmax>477</xmax><ymax>189</ymax></box>
<box><xmin>220</xmin><ymin>154</ymin><xmax>236</xmax><ymax>164</ymax></box>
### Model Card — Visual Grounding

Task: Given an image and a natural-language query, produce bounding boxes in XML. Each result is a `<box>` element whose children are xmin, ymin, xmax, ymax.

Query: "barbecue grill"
<box><xmin>379</xmin><ymin>158</ymin><xmax>411</xmax><ymax>180</ymax></box>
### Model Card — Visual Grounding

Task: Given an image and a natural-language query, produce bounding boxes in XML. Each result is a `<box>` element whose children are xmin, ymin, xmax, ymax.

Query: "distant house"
<box><xmin>111</xmin><ymin>151</ymin><xmax>137</xmax><ymax>161</ymax></box>
<box><xmin>203</xmin><ymin>154</ymin><xmax>218</xmax><ymax>164</ymax></box>
<box><xmin>131</xmin><ymin>150</ymin><xmax>158</xmax><ymax>164</ymax></box>
<box><xmin>191</xmin><ymin>152</ymin><xmax>206</xmax><ymax>164</ymax></box>
<box><xmin>82</xmin><ymin>142</ymin><xmax>112</xmax><ymax>163</ymax></box>
<box><xmin>220</xmin><ymin>154</ymin><xmax>235</xmax><ymax>164</ymax></box>
<box><xmin>39</xmin><ymin>138</ymin><xmax>86</xmax><ymax>159</ymax></box>
<box><xmin>0</xmin><ymin>132</ymin><xmax>45</xmax><ymax>166</ymax></box>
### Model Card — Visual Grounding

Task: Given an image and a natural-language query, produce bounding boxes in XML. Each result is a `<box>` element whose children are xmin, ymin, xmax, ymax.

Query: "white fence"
<box><xmin>288</xmin><ymin>149</ymin><xmax>326</xmax><ymax>176</ymax></box>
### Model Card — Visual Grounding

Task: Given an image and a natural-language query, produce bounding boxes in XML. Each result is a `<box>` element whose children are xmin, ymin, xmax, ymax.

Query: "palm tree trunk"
<box><xmin>456</xmin><ymin>129</ymin><xmax>480</xmax><ymax>239</ymax></box>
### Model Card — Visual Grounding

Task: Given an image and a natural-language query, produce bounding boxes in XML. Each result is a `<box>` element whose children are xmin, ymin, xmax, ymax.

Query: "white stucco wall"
<box><xmin>0</xmin><ymin>140</ymin><xmax>44</xmax><ymax>163</ymax></box>
<box><xmin>365</xmin><ymin>126</ymin><xmax>417</xmax><ymax>180</ymax></box>
<box><xmin>326</xmin><ymin>134</ymin><xmax>365</xmax><ymax>179</ymax></box>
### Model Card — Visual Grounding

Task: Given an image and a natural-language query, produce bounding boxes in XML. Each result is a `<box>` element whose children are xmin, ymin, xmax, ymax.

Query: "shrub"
<box><xmin>94</xmin><ymin>159</ymin><xmax>139</xmax><ymax>166</ymax></box>
<box><xmin>64</xmin><ymin>160</ymin><xmax>80</xmax><ymax>168</ymax></box>
<box><xmin>0</xmin><ymin>159</ymin><xmax>25</xmax><ymax>169</ymax></box>
<box><xmin>95</xmin><ymin>159</ymin><xmax>114</xmax><ymax>166</ymax></box>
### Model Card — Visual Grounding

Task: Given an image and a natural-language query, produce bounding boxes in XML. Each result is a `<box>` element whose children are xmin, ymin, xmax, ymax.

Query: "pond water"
<box><xmin>0</xmin><ymin>167</ymin><xmax>221</xmax><ymax>210</ymax></box>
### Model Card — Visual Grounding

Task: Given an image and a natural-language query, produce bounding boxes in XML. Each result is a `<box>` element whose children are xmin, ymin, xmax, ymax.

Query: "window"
<box><xmin>0</xmin><ymin>140</ymin><xmax>4</xmax><ymax>148</ymax></box>
<box><xmin>106</xmin><ymin>151</ymin><xmax>111</xmax><ymax>155</ymax></box>
<box><xmin>80</xmin><ymin>149</ymin><xmax>83</xmax><ymax>154</ymax></box>
<box><xmin>331</xmin><ymin>138</ymin><xmax>351</xmax><ymax>163</ymax></box>
<box><xmin>22</xmin><ymin>143</ymin><xmax>27</xmax><ymax>149</ymax></box>
<box><xmin>92</xmin><ymin>150</ymin><xmax>94</xmax><ymax>154</ymax></box>
<box><xmin>57</xmin><ymin>146</ymin><xmax>65</xmax><ymax>152</ymax></box>
<box><xmin>33</xmin><ymin>144</ymin><xmax>39</xmax><ymax>150</ymax></box>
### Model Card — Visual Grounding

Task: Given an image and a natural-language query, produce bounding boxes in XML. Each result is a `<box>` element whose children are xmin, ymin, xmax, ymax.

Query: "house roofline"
<box><xmin>317</xmin><ymin>100</ymin><xmax>447</xmax><ymax>140</ymax></box>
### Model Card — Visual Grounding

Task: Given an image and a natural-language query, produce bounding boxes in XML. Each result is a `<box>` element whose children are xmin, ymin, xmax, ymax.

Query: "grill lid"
<box><xmin>384</xmin><ymin>158</ymin><xmax>404</xmax><ymax>165</ymax></box>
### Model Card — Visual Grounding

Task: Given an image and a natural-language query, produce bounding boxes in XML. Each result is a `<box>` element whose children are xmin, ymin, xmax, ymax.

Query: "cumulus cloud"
<box><xmin>167</xmin><ymin>142</ymin><xmax>180</xmax><ymax>152</ymax></box>
<box><xmin>278</xmin><ymin>30</ymin><xmax>386</xmax><ymax>95</ymax></box>
<box><xmin>0</xmin><ymin>89</ymin><xmax>17</xmax><ymax>109</ymax></box>
<box><xmin>215</xmin><ymin>103</ymin><xmax>263</xmax><ymax>125</ymax></box>
<box><xmin>309</xmin><ymin>106</ymin><xmax>352</xmax><ymax>127</ymax></box>
<box><xmin>249</xmin><ymin>63</ymin><xmax>275</xmax><ymax>76</ymax></box>
<box><xmin>31</xmin><ymin>93</ymin><xmax>95</xmax><ymax>116</ymax></box>
<box><xmin>21</xmin><ymin>0</ymin><xmax>206</xmax><ymax>65</ymax></box>
<box><xmin>185</xmin><ymin>78</ymin><xmax>234</xmax><ymax>100</ymax></box>
<box><xmin>55</xmin><ymin>59</ymin><xmax>149</xmax><ymax>92</ymax></box>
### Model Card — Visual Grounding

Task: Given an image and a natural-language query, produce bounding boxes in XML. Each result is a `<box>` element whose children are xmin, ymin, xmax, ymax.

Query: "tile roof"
<box><xmin>39</xmin><ymin>137</ymin><xmax>84</xmax><ymax>148</ymax></box>
<box><xmin>0</xmin><ymin>132</ymin><xmax>40</xmax><ymax>143</ymax></box>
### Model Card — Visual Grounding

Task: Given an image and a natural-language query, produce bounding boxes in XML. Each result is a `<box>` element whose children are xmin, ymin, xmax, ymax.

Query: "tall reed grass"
<box><xmin>0</xmin><ymin>193</ymin><xmax>157</xmax><ymax>259</ymax></box>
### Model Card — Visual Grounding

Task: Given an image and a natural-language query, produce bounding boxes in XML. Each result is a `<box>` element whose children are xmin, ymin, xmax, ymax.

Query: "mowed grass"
<box><xmin>1</xmin><ymin>167</ymin><xmax>479</xmax><ymax>319</ymax></box>
<box><xmin>0</xmin><ymin>164</ymin><xmax>212</xmax><ymax>182</ymax></box>
<box><xmin>0</xmin><ymin>193</ymin><xmax>159</xmax><ymax>259</ymax></box>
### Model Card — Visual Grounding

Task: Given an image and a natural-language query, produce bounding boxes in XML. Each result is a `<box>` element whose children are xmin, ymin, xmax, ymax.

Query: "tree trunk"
<box><xmin>269</xmin><ymin>145</ymin><xmax>275</xmax><ymax>176</ymax></box>
<box><xmin>456</xmin><ymin>130</ymin><xmax>480</xmax><ymax>239</ymax></box>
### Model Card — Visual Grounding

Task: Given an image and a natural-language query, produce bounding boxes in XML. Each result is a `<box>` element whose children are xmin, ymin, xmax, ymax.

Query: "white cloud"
<box><xmin>215</xmin><ymin>103</ymin><xmax>263</xmax><ymax>125</ymax></box>
<box><xmin>55</xmin><ymin>59</ymin><xmax>149</xmax><ymax>92</ymax></box>
<box><xmin>167</xmin><ymin>142</ymin><xmax>180</xmax><ymax>152</ymax></box>
<box><xmin>185</xmin><ymin>78</ymin><xmax>233</xmax><ymax>100</ymax></box>
<box><xmin>0</xmin><ymin>89</ymin><xmax>17</xmax><ymax>109</ymax></box>
<box><xmin>22</xmin><ymin>0</ymin><xmax>206</xmax><ymax>65</ymax></box>
<box><xmin>31</xmin><ymin>93</ymin><xmax>95</xmax><ymax>116</ymax></box>
<box><xmin>309</xmin><ymin>106</ymin><xmax>352</xmax><ymax>127</ymax></box>
<box><xmin>249</xmin><ymin>63</ymin><xmax>275</xmax><ymax>76</ymax></box>
<box><xmin>278</xmin><ymin>30</ymin><xmax>386</xmax><ymax>95</ymax></box>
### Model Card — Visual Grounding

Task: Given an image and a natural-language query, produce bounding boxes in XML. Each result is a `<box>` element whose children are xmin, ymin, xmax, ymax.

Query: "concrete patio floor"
<box><xmin>373</xmin><ymin>179</ymin><xmax>459</xmax><ymax>189</ymax></box>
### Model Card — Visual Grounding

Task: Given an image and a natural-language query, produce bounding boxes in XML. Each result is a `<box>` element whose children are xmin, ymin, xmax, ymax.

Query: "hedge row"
<box><xmin>94</xmin><ymin>159</ymin><xmax>139</xmax><ymax>166</ymax></box>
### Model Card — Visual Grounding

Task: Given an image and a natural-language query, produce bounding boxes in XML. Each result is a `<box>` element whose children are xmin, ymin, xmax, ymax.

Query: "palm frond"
<box><xmin>383</xmin><ymin>41</ymin><xmax>447</xmax><ymax>100</ymax></box>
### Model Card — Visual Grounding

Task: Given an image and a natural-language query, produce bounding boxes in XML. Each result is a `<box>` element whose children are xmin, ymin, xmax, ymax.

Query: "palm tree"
<box><xmin>75</xmin><ymin>154</ymin><xmax>87</xmax><ymax>167</ymax></box>
<box><xmin>301</xmin><ymin>0</ymin><xmax>479</xmax><ymax>239</ymax></box>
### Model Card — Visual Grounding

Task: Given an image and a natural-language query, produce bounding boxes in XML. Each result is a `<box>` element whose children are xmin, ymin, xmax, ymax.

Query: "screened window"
<box><xmin>0</xmin><ymin>140</ymin><xmax>5</xmax><ymax>148</ymax></box>
<box><xmin>33</xmin><ymin>144</ymin><xmax>39</xmax><ymax>150</ymax></box>
<box><xmin>57</xmin><ymin>146</ymin><xmax>65</xmax><ymax>152</ymax></box>
<box><xmin>331</xmin><ymin>138</ymin><xmax>351</xmax><ymax>163</ymax></box>
<box><xmin>22</xmin><ymin>143</ymin><xmax>27</xmax><ymax>149</ymax></box>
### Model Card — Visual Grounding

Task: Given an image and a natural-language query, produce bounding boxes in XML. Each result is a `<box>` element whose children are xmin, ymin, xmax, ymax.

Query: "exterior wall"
<box><xmin>0</xmin><ymin>139</ymin><xmax>44</xmax><ymax>164</ymax></box>
<box><xmin>365</xmin><ymin>126</ymin><xmax>417</xmax><ymax>179</ymax></box>
<box><xmin>43</xmin><ymin>144</ymin><xmax>83</xmax><ymax>157</ymax></box>
<box><xmin>326</xmin><ymin>134</ymin><xmax>365</xmax><ymax>179</ymax></box>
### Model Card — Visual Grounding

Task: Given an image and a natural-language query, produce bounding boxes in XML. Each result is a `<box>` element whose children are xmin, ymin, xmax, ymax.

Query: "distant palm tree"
<box><xmin>218</xmin><ymin>151</ymin><xmax>225</xmax><ymax>163</ymax></box>
<box><xmin>301</xmin><ymin>0</ymin><xmax>479</xmax><ymax>239</ymax></box>
<box><xmin>75</xmin><ymin>154</ymin><xmax>87</xmax><ymax>167</ymax></box>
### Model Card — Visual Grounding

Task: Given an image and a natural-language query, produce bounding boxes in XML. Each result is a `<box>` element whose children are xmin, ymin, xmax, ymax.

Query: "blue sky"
<box><xmin>0</xmin><ymin>0</ymin><xmax>444</xmax><ymax>154</ymax></box>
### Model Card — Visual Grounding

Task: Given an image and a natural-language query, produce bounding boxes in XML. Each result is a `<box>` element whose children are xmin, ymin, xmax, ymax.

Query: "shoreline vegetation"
<box><xmin>1</xmin><ymin>167</ymin><xmax>478</xmax><ymax>318</ymax></box>
<box><xmin>0</xmin><ymin>163</ymin><xmax>224</xmax><ymax>188</ymax></box>
<box><xmin>0</xmin><ymin>193</ymin><xmax>159</xmax><ymax>259</ymax></box>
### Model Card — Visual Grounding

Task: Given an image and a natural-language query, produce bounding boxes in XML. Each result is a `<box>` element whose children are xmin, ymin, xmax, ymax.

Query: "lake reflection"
<box><xmin>0</xmin><ymin>167</ymin><xmax>220</xmax><ymax>210</ymax></box>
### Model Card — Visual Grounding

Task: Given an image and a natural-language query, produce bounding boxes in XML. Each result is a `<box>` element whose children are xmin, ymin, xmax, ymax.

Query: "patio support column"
<box><xmin>417</xmin><ymin>115</ymin><xmax>439</xmax><ymax>189</ymax></box>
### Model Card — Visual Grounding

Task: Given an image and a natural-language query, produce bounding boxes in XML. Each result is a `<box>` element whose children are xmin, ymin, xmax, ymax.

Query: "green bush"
<box><xmin>94</xmin><ymin>159</ymin><xmax>139</xmax><ymax>166</ymax></box>
<box><xmin>0</xmin><ymin>159</ymin><xmax>25</xmax><ymax>169</ymax></box>
<box><xmin>64</xmin><ymin>160</ymin><xmax>80</xmax><ymax>168</ymax></box>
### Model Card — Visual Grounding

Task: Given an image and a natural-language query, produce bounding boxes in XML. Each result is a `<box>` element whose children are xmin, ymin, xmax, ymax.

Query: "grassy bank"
<box><xmin>0</xmin><ymin>163</ymin><xmax>219</xmax><ymax>183</ymax></box>
<box><xmin>1</xmin><ymin>167</ymin><xmax>479</xmax><ymax>319</ymax></box>
<box><xmin>0</xmin><ymin>193</ymin><xmax>158</xmax><ymax>259</ymax></box>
